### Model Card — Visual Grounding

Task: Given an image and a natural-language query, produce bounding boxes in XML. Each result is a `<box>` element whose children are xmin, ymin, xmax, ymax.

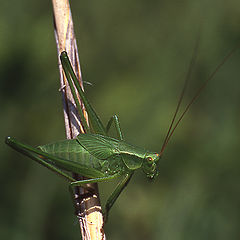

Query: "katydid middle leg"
<box><xmin>70</xmin><ymin>173</ymin><xmax>122</xmax><ymax>188</ymax></box>
<box><xmin>104</xmin><ymin>116</ymin><xmax>135</xmax><ymax>222</ymax></box>
<box><xmin>106</xmin><ymin>114</ymin><xmax>123</xmax><ymax>140</ymax></box>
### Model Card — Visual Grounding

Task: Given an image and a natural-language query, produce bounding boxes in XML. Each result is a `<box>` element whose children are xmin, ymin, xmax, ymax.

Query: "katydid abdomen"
<box><xmin>39</xmin><ymin>140</ymin><xmax>102</xmax><ymax>170</ymax></box>
<box><xmin>38</xmin><ymin>138</ymin><xmax>127</xmax><ymax>178</ymax></box>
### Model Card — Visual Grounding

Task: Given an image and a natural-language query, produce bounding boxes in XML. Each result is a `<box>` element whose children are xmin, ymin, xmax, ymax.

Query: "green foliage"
<box><xmin>1</xmin><ymin>0</ymin><xmax>240</xmax><ymax>239</ymax></box>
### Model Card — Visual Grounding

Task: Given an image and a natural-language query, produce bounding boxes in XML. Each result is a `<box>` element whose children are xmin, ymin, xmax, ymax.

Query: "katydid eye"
<box><xmin>146</xmin><ymin>157</ymin><xmax>153</xmax><ymax>162</ymax></box>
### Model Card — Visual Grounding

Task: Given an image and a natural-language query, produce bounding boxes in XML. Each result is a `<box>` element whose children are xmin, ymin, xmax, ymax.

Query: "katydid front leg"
<box><xmin>104</xmin><ymin>172</ymin><xmax>133</xmax><ymax>223</ymax></box>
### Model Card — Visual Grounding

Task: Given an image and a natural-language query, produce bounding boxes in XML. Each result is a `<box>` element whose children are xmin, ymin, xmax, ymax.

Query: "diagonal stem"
<box><xmin>51</xmin><ymin>0</ymin><xmax>105</xmax><ymax>239</ymax></box>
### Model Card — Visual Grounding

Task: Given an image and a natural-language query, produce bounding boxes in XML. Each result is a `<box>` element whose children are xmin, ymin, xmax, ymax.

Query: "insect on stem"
<box><xmin>5</xmin><ymin>44</ymin><xmax>239</xmax><ymax>228</ymax></box>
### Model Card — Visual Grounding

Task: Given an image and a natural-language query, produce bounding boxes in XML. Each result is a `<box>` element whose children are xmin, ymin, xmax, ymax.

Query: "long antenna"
<box><xmin>160</xmin><ymin>39</ymin><xmax>199</xmax><ymax>154</ymax></box>
<box><xmin>159</xmin><ymin>45</ymin><xmax>238</xmax><ymax>156</ymax></box>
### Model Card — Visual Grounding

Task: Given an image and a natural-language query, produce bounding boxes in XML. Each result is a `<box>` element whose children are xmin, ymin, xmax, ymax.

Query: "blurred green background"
<box><xmin>1</xmin><ymin>0</ymin><xmax>240</xmax><ymax>239</ymax></box>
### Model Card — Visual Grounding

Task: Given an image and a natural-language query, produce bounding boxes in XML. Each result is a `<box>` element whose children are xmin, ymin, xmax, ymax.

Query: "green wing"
<box><xmin>77</xmin><ymin>134</ymin><xmax>120</xmax><ymax>160</ymax></box>
<box><xmin>77</xmin><ymin>134</ymin><xmax>144</xmax><ymax>170</ymax></box>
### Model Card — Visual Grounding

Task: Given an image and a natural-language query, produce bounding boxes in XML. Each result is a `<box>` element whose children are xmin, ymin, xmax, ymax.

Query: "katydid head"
<box><xmin>142</xmin><ymin>153</ymin><xmax>160</xmax><ymax>179</ymax></box>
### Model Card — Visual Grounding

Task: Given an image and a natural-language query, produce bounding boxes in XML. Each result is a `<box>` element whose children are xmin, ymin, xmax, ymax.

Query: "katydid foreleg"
<box><xmin>104</xmin><ymin>172</ymin><xmax>133</xmax><ymax>223</ymax></box>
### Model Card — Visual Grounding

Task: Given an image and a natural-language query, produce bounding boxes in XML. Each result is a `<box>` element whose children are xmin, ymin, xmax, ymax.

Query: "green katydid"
<box><xmin>5</xmin><ymin>48</ymin><xmax>236</xmax><ymax>223</ymax></box>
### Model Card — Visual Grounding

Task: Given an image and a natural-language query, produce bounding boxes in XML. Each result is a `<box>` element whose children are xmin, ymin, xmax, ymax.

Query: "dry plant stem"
<box><xmin>51</xmin><ymin>0</ymin><xmax>105</xmax><ymax>239</ymax></box>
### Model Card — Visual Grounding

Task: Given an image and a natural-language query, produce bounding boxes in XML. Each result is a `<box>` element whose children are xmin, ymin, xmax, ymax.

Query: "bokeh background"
<box><xmin>1</xmin><ymin>0</ymin><xmax>240</xmax><ymax>239</ymax></box>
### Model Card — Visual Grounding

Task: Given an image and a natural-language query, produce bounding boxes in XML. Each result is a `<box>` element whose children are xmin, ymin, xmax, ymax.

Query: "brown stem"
<box><xmin>51</xmin><ymin>0</ymin><xmax>105</xmax><ymax>239</ymax></box>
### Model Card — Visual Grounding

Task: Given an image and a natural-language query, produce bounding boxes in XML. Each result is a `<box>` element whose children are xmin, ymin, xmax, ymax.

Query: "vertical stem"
<box><xmin>51</xmin><ymin>0</ymin><xmax>105</xmax><ymax>239</ymax></box>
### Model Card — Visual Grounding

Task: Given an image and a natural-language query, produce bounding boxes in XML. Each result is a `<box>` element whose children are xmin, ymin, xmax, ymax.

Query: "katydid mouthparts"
<box><xmin>5</xmin><ymin>48</ymin><xmax>236</xmax><ymax>223</ymax></box>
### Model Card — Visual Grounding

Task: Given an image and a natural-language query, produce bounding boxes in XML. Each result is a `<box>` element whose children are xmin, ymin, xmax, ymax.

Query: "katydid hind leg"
<box><xmin>60</xmin><ymin>52</ymin><xmax>106</xmax><ymax>135</ymax></box>
<box><xmin>104</xmin><ymin>172</ymin><xmax>133</xmax><ymax>223</ymax></box>
<box><xmin>106</xmin><ymin>114</ymin><xmax>124</xmax><ymax>140</ymax></box>
<box><xmin>5</xmin><ymin>137</ymin><xmax>75</xmax><ymax>182</ymax></box>
<box><xmin>62</xmin><ymin>66</ymin><xmax>90</xmax><ymax>134</ymax></box>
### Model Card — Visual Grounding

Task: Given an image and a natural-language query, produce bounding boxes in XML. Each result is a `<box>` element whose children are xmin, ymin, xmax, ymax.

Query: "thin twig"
<box><xmin>51</xmin><ymin>0</ymin><xmax>105</xmax><ymax>239</ymax></box>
